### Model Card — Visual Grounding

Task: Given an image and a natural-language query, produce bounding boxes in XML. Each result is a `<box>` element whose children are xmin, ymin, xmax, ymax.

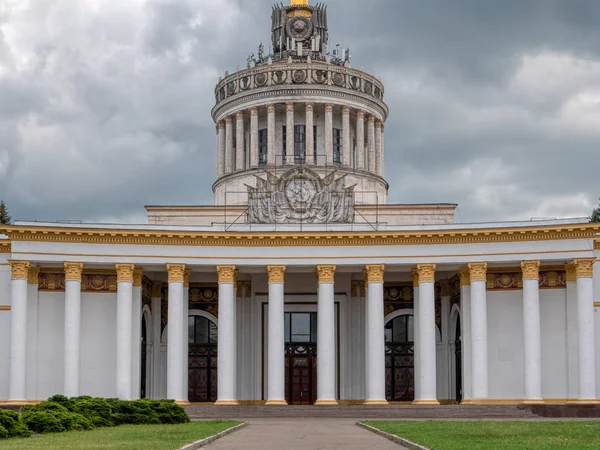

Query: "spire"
<box><xmin>288</xmin><ymin>0</ymin><xmax>312</xmax><ymax>18</ymax></box>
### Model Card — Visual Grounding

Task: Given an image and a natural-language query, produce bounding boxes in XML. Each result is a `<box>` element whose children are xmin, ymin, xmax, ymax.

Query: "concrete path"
<box><xmin>204</xmin><ymin>418</ymin><xmax>405</xmax><ymax>449</ymax></box>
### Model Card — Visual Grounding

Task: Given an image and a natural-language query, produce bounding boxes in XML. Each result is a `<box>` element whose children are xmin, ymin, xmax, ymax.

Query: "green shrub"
<box><xmin>22</xmin><ymin>401</ymin><xmax>94</xmax><ymax>433</ymax></box>
<box><xmin>47</xmin><ymin>395</ymin><xmax>74</xmax><ymax>411</ymax></box>
<box><xmin>70</xmin><ymin>413</ymin><xmax>94</xmax><ymax>431</ymax></box>
<box><xmin>150</xmin><ymin>400</ymin><xmax>190</xmax><ymax>424</ymax></box>
<box><xmin>0</xmin><ymin>410</ymin><xmax>32</xmax><ymax>438</ymax></box>
<box><xmin>22</xmin><ymin>411</ymin><xmax>65</xmax><ymax>434</ymax></box>
<box><xmin>71</xmin><ymin>397</ymin><xmax>115</xmax><ymax>427</ymax></box>
<box><xmin>0</xmin><ymin>424</ymin><xmax>8</xmax><ymax>439</ymax></box>
<box><xmin>111</xmin><ymin>399</ymin><xmax>160</xmax><ymax>425</ymax></box>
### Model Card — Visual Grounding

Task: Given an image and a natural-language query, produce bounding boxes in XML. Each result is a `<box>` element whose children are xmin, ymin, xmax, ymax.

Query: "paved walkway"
<box><xmin>204</xmin><ymin>418</ymin><xmax>405</xmax><ymax>449</ymax></box>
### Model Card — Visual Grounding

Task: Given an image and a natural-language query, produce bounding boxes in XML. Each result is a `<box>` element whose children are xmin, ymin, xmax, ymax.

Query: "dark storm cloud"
<box><xmin>0</xmin><ymin>0</ymin><xmax>598</xmax><ymax>224</ymax></box>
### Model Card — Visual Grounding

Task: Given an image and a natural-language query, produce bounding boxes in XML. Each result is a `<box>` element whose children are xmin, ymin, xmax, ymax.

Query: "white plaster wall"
<box><xmin>37</xmin><ymin>292</ymin><xmax>65</xmax><ymax>398</ymax></box>
<box><xmin>540</xmin><ymin>289</ymin><xmax>568</xmax><ymax>398</ymax></box>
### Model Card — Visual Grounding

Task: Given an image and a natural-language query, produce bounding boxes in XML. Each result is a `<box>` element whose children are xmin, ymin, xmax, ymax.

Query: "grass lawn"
<box><xmin>0</xmin><ymin>420</ymin><xmax>241</xmax><ymax>450</ymax></box>
<box><xmin>363</xmin><ymin>420</ymin><xmax>600</xmax><ymax>450</ymax></box>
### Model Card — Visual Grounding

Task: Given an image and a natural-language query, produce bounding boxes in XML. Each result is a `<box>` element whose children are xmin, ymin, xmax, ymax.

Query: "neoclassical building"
<box><xmin>1</xmin><ymin>0</ymin><xmax>600</xmax><ymax>407</ymax></box>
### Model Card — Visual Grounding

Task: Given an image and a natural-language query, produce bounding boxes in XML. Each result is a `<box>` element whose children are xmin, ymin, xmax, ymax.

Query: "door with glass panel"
<box><xmin>188</xmin><ymin>316</ymin><xmax>218</xmax><ymax>403</ymax></box>
<box><xmin>385</xmin><ymin>314</ymin><xmax>415</xmax><ymax>402</ymax></box>
<box><xmin>284</xmin><ymin>312</ymin><xmax>317</xmax><ymax>405</ymax></box>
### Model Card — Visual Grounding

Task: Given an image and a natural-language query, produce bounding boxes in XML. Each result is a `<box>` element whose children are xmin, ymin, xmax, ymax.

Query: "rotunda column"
<box><xmin>325</xmin><ymin>104</ymin><xmax>334</xmax><ymax>166</ymax></box>
<box><xmin>367</xmin><ymin>115</ymin><xmax>376</xmax><ymax>173</ymax></box>
<box><xmin>236</xmin><ymin>112</ymin><xmax>245</xmax><ymax>171</ymax></box>
<box><xmin>64</xmin><ymin>262</ymin><xmax>83</xmax><ymax>398</ymax></box>
<box><xmin>342</xmin><ymin>107</ymin><xmax>351</xmax><ymax>166</ymax></box>
<box><xmin>521</xmin><ymin>261</ymin><xmax>543</xmax><ymax>404</ymax></box>
<box><xmin>364</xmin><ymin>264</ymin><xmax>387</xmax><ymax>404</ymax></box>
<box><xmin>286</xmin><ymin>102</ymin><xmax>295</xmax><ymax>164</ymax></box>
<box><xmin>216</xmin><ymin>265</ymin><xmax>238</xmax><ymax>405</ymax></box>
<box><xmin>305</xmin><ymin>103</ymin><xmax>314</xmax><ymax>163</ymax></box>
<box><xmin>266</xmin><ymin>265</ymin><xmax>287</xmax><ymax>405</ymax></box>
<box><xmin>131</xmin><ymin>269</ymin><xmax>143</xmax><ymax>400</ymax></box>
<box><xmin>375</xmin><ymin>120</ymin><xmax>383</xmax><ymax>176</ymax></box>
<box><xmin>469</xmin><ymin>262</ymin><xmax>488</xmax><ymax>401</ymax></box>
<box><xmin>574</xmin><ymin>258</ymin><xmax>597</xmax><ymax>403</ymax></box>
<box><xmin>316</xmin><ymin>265</ymin><xmax>337</xmax><ymax>405</ymax></box>
<box><xmin>250</xmin><ymin>108</ymin><xmax>259</xmax><ymax>168</ymax></box>
<box><xmin>356</xmin><ymin>111</ymin><xmax>365</xmax><ymax>170</ymax></box>
<box><xmin>8</xmin><ymin>260</ymin><xmax>30</xmax><ymax>402</ymax></box>
<box><xmin>225</xmin><ymin>117</ymin><xmax>233</xmax><ymax>174</ymax></box>
<box><xmin>267</xmin><ymin>104</ymin><xmax>276</xmax><ymax>167</ymax></box>
<box><xmin>166</xmin><ymin>263</ymin><xmax>186</xmax><ymax>402</ymax></box>
<box><xmin>116</xmin><ymin>263</ymin><xmax>135</xmax><ymax>400</ymax></box>
<box><xmin>216</xmin><ymin>124</ymin><xmax>225</xmax><ymax>178</ymax></box>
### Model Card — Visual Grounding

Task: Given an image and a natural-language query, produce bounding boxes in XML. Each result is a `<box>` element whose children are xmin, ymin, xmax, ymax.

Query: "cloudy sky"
<box><xmin>1</xmin><ymin>0</ymin><xmax>599</xmax><ymax>224</ymax></box>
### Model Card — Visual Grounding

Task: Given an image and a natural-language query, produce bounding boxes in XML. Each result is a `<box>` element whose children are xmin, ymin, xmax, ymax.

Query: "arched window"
<box><xmin>188</xmin><ymin>315</ymin><xmax>218</xmax><ymax>403</ymax></box>
<box><xmin>385</xmin><ymin>314</ymin><xmax>414</xmax><ymax>343</ymax></box>
<box><xmin>385</xmin><ymin>314</ymin><xmax>415</xmax><ymax>402</ymax></box>
<box><xmin>188</xmin><ymin>316</ymin><xmax>217</xmax><ymax>344</ymax></box>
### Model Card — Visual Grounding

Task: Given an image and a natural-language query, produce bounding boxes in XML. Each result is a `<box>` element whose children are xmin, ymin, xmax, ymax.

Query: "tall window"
<box><xmin>333</xmin><ymin>128</ymin><xmax>342</xmax><ymax>164</ymax></box>
<box><xmin>282</xmin><ymin>125</ymin><xmax>287</xmax><ymax>160</ymax></box>
<box><xmin>258</xmin><ymin>129</ymin><xmax>267</xmax><ymax>166</ymax></box>
<box><xmin>313</xmin><ymin>126</ymin><xmax>318</xmax><ymax>163</ymax></box>
<box><xmin>284</xmin><ymin>312</ymin><xmax>317</xmax><ymax>343</ymax></box>
<box><xmin>294</xmin><ymin>125</ymin><xmax>306</xmax><ymax>163</ymax></box>
<box><xmin>385</xmin><ymin>314</ymin><xmax>414</xmax><ymax>344</ymax></box>
<box><xmin>188</xmin><ymin>316</ymin><xmax>218</xmax><ymax>344</ymax></box>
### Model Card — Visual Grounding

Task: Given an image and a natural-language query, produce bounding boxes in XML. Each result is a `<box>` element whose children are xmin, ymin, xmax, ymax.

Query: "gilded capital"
<box><xmin>417</xmin><ymin>264</ymin><xmax>436</xmax><ymax>283</ymax></box>
<box><xmin>28</xmin><ymin>267</ymin><xmax>41</xmax><ymax>285</ymax></box>
<box><xmin>459</xmin><ymin>268</ymin><xmax>471</xmax><ymax>286</ymax></box>
<box><xmin>521</xmin><ymin>261</ymin><xmax>540</xmax><ymax>280</ymax></box>
<box><xmin>9</xmin><ymin>261</ymin><xmax>31</xmax><ymax>280</ymax></box>
<box><xmin>152</xmin><ymin>282</ymin><xmax>163</xmax><ymax>298</ymax></box>
<box><xmin>365</xmin><ymin>264</ymin><xmax>385</xmax><ymax>283</ymax></box>
<box><xmin>574</xmin><ymin>258</ymin><xmax>596</xmax><ymax>278</ymax></box>
<box><xmin>439</xmin><ymin>280</ymin><xmax>450</xmax><ymax>297</ymax></box>
<box><xmin>184</xmin><ymin>269</ymin><xmax>191</xmax><ymax>288</ymax></box>
<box><xmin>167</xmin><ymin>264</ymin><xmax>186</xmax><ymax>283</ymax></box>
<box><xmin>133</xmin><ymin>269</ymin><xmax>144</xmax><ymax>287</ymax></box>
<box><xmin>468</xmin><ymin>262</ymin><xmax>488</xmax><ymax>282</ymax></box>
<box><xmin>565</xmin><ymin>264</ymin><xmax>577</xmax><ymax>283</ymax></box>
<box><xmin>116</xmin><ymin>264</ymin><xmax>135</xmax><ymax>282</ymax></box>
<box><xmin>411</xmin><ymin>269</ymin><xmax>419</xmax><ymax>288</ymax></box>
<box><xmin>267</xmin><ymin>265</ymin><xmax>286</xmax><ymax>283</ymax></box>
<box><xmin>316</xmin><ymin>265</ymin><xmax>336</xmax><ymax>283</ymax></box>
<box><xmin>217</xmin><ymin>265</ymin><xmax>236</xmax><ymax>283</ymax></box>
<box><xmin>64</xmin><ymin>262</ymin><xmax>84</xmax><ymax>281</ymax></box>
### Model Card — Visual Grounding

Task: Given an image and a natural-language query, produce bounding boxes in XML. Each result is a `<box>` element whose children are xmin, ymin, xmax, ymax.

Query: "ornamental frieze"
<box><xmin>485</xmin><ymin>270</ymin><xmax>567</xmax><ymax>290</ymax></box>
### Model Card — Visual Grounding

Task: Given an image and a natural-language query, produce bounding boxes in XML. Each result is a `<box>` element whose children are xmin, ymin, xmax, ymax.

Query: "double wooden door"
<box><xmin>285</xmin><ymin>344</ymin><xmax>317</xmax><ymax>405</ymax></box>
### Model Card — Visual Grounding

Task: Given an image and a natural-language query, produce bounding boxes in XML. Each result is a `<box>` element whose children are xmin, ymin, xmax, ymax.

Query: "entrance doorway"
<box><xmin>284</xmin><ymin>312</ymin><xmax>317</xmax><ymax>405</ymax></box>
<box><xmin>385</xmin><ymin>314</ymin><xmax>415</xmax><ymax>402</ymax></box>
<box><xmin>140</xmin><ymin>316</ymin><xmax>148</xmax><ymax>399</ymax></box>
<box><xmin>454</xmin><ymin>315</ymin><xmax>462</xmax><ymax>402</ymax></box>
<box><xmin>188</xmin><ymin>316</ymin><xmax>218</xmax><ymax>402</ymax></box>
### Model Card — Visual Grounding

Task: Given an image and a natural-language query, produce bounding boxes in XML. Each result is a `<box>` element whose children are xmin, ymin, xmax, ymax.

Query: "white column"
<box><xmin>225</xmin><ymin>117</ymin><xmax>233</xmax><ymax>174</ymax></box>
<box><xmin>414</xmin><ymin>264</ymin><xmax>439</xmax><ymax>404</ymax></box>
<box><xmin>250</xmin><ymin>108</ymin><xmax>259</xmax><ymax>168</ymax></box>
<box><xmin>381</xmin><ymin>125</ymin><xmax>385</xmax><ymax>177</ymax></box>
<box><xmin>574</xmin><ymin>258</ymin><xmax>597</xmax><ymax>402</ymax></box>
<box><xmin>116</xmin><ymin>264</ymin><xmax>134</xmax><ymax>400</ymax></box>
<box><xmin>216</xmin><ymin>265</ymin><xmax>237</xmax><ymax>405</ymax></box>
<box><xmin>364</xmin><ymin>265</ymin><xmax>387</xmax><ymax>404</ymax></box>
<box><xmin>285</xmin><ymin>102</ymin><xmax>295</xmax><ymax>164</ymax></box>
<box><xmin>267</xmin><ymin>104</ymin><xmax>276</xmax><ymax>166</ymax></box>
<box><xmin>459</xmin><ymin>269</ymin><xmax>472</xmax><ymax>403</ymax></box>
<box><xmin>8</xmin><ymin>261</ymin><xmax>30</xmax><ymax>402</ymax></box>
<box><xmin>363</xmin><ymin>270</ymin><xmax>370</xmax><ymax>401</ymax></box>
<box><xmin>521</xmin><ymin>261</ymin><xmax>543</xmax><ymax>403</ymax></box>
<box><xmin>316</xmin><ymin>265</ymin><xmax>337</xmax><ymax>405</ymax></box>
<box><xmin>469</xmin><ymin>262</ymin><xmax>488</xmax><ymax>401</ymax></box>
<box><xmin>151</xmin><ymin>283</ymin><xmax>163</xmax><ymax>399</ymax></box>
<box><xmin>235</xmin><ymin>112</ymin><xmax>245</xmax><ymax>171</ymax></box>
<box><xmin>166</xmin><ymin>264</ymin><xmax>186</xmax><ymax>402</ymax></box>
<box><xmin>411</xmin><ymin>270</ymin><xmax>420</xmax><ymax>401</ymax></box>
<box><xmin>440</xmin><ymin>280</ymin><xmax>451</xmax><ymax>403</ymax></box>
<box><xmin>565</xmin><ymin>264</ymin><xmax>579</xmax><ymax>400</ymax></box>
<box><xmin>26</xmin><ymin>268</ymin><xmax>40</xmax><ymax>401</ymax></box>
<box><xmin>356</xmin><ymin>111</ymin><xmax>365</xmax><ymax>170</ymax></box>
<box><xmin>266</xmin><ymin>265</ymin><xmax>287</xmax><ymax>405</ymax></box>
<box><xmin>217</xmin><ymin>122</ymin><xmax>225</xmax><ymax>178</ymax></box>
<box><xmin>325</xmin><ymin>104</ymin><xmax>333</xmax><ymax>165</ymax></box>
<box><xmin>367</xmin><ymin>116</ymin><xmax>376</xmax><ymax>173</ymax></box>
<box><xmin>64</xmin><ymin>263</ymin><xmax>83</xmax><ymax>398</ymax></box>
<box><xmin>342</xmin><ymin>107</ymin><xmax>351</xmax><ymax>166</ymax></box>
<box><xmin>375</xmin><ymin>121</ymin><xmax>383</xmax><ymax>176</ymax></box>
<box><xmin>182</xmin><ymin>270</ymin><xmax>190</xmax><ymax>402</ymax></box>
<box><xmin>130</xmin><ymin>269</ymin><xmax>143</xmax><ymax>400</ymax></box>
<box><xmin>305</xmin><ymin>103</ymin><xmax>314</xmax><ymax>162</ymax></box>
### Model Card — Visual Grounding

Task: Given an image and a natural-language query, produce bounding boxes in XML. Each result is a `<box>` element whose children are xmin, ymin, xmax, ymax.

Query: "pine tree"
<box><xmin>0</xmin><ymin>201</ymin><xmax>11</xmax><ymax>225</ymax></box>
<box><xmin>592</xmin><ymin>198</ymin><xmax>600</xmax><ymax>223</ymax></box>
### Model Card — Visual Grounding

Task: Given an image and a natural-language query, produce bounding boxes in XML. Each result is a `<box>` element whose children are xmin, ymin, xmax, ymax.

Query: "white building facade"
<box><xmin>1</xmin><ymin>0</ymin><xmax>600</xmax><ymax>407</ymax></box>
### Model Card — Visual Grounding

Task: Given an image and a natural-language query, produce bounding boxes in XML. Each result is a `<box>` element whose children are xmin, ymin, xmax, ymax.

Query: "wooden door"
<box><xmin>290</xmin><ymin>357</ymin><xmax>312</xmax><ymax>405</ymax></box>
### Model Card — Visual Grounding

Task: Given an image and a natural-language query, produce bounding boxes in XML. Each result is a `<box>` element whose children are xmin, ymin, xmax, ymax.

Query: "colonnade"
<box><xmin>215</xmin><ymin>103</ymin><xmax>385</xmax><ymax>177</ymax></box>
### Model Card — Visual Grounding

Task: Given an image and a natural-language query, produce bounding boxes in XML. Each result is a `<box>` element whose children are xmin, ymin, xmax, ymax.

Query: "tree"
<box><xmin>0</xmin><ymin>201</ymin><xmax>10</xmax><ymax>225</ymax></box>
<box><xmin>592</xmin><ymin>199</ymin><xmax>600</xmax><ymax>223</ymax></box>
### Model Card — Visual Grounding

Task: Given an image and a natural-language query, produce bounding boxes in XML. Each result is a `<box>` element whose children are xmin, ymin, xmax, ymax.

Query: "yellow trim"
<box><xmin>594</xmin><ymin>240</ymin><xmax>600</xmax><ymax>250</ymax></box>
<box><xmin>213</xmin><ymin>400</ymin><xmax>240</xmax><ymax>406</ymax></box>
<box><xmin>566</xmin><ymin>399</ymin><xmax>600</xmax><ymax>405</ymax></box>
<box><xmin>174</xmin><ymin>400</ymin><xmax>191</xmax><ymax>406</ymax></box>
<box><xmin>0</xmin><ymin>400</ymin><xmax>42</xmax><ymax>405</ymax></box>
<box><xmin>314</xmin><ymin>400</ymin><xmax>339</xmax><ymax>406</ymax></box>
<box><xmin>412</xmin><ymin>400</ymin><xmax>441</xmax><ymax>405</ymax></box>
<box><xmin>0</xmin><ymin>242</ymin><xmax>10</xmax><ymax>253</ymax></box>
<box><xmin>363</xmin><ymin>400</ymin><xmax>389</xmax><ymax>405</ymax></box>
<box><xmin>265</xmin><ymin>400</ymin><xmax>288</xmax><ymax>406</ymax></box>
<box><xmin>338</xmin><ymin>400</ymin><xmax>367</xmax><ymax>405</ymax></box>
<box><xmin>2</xmin><ymin>222</ymin><xmax>599</xmax><ymax>247</ymax></box>
<box><xmin>0</xmin><ymin>306</ymin><xmax>10</xmax><ymax>311</ymax></box>
<box><xmin>237</xmin><ymin>400</ymin><xmax>266</xmax><ymax>406</ymax></box>
<box><xmin>594</xmin><ymin>302</ymin><xmax>600</xmax><ymax>308</ymax></box>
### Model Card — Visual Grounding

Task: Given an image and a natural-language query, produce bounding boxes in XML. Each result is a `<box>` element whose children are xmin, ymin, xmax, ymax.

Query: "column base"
<box><xmin>460</xmin><ymin>399</ymin><xmax>474</xmax><ymax>405</ymax></box>
<box><xmin>566</xmin><ymin>399</ymin><xmax>600</xmax><ymax>405</ymax></box>
<box><xmin>214</xmin><ymin>400</ymin><xmax>240</xmax><ymax>406</ymax></box>
<box><xmin>265</xmin><ymin>399</ymin><xmax>288</xmax><ymax>406</ymax></box>
<box><xmin>174</xmin><ymin>400</ymin><xmax>191</xmax><ymax>406</ymax></box>
<box><xmin>412</xmin><ymin>400</ymin><xmax>440</xmax><ymax>405</ymax></box>
<box><xmin>363</xmin><ymin>399</ymin><xmax>389</xmax><ymax>405</ymax></box>
<box><xmin>521</xmin><ymin>399</ymin><xmax>545</xmax><ymax>405</ymax></box>
<box><xmin>314</xmin><ymin>400</ymin><xmax>339</xmax><ymax>406</ymax></box>
<box><xmin>2</xmin><ymin>400</ymin><xmax>39</xmax><ymax>405</ymax></box>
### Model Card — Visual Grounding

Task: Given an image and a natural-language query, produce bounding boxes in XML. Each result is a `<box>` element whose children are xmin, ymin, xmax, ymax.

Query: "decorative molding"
<box><xmin>521</xmin><ymin>260</ymin><xmax>541</xmax><ymax>280</ymax></box>
<box><xmin>439</xmin><ymin>280</ymin><xmax>450</xmax><ymax>297</ymax></box>
<box><xmin>116</xmin><ymin>264</ymin><xmax>135</xmax><ymax>282</ymax></box>
<box><xmin>416</xmin><ymin>264</ymin><xmax>436</xmax><ymax>283</ymax></box>
<box><xmin>539</xmin><ymin>271</ymin><xmax>567</xmax><ymax>289</ymax></box>
<box><xmin>38</xmin><ymin>273</ymin><xmax>66</xmax><ymax>291</ymax></box>
<box><xmin>594</xmin><ymin>239</ymin><xmax>600</xmax><ymax>250</ymax></box>
<box><xmin>184</xmin><ymin>269</ymin><xmax>191</xmax><ymax>288</ymax></box>
<box><xmin>468</xmin><ymin>262</ymin><xmax>488</xmax><ymax>282</ymax></box>
<box><xmin>411</xmin><ymin>269</ymin><xmax>419</xmax><ymax>288</ymax></box>
<box><xmin>0</xmin><ymin>306</ymin><xmax>11</xmax><ymax>311</ymax></box>
<box><xmin>459</xmin><ymin>268</ymin><xmax>470</xmax><ymax>287</ymax></box>
<box><xmin>216</xmin><ymin>265</ymin><xmax>236</xmax><ymax>283</ymax></box>
<box><xmin>9</xmin><ymin>261</ymin><xmax>30</xmax><ymax>279</ymax></box>
<box><xmin>316</xmin><ymin>265</ymin><xmax>336</xmax><ymax>283</ymax></box>
<box><xmin>486</xmin><ymin>272</ymin><xmax>522</xmax><ymax>290</ymax></box>
<box><xmin>133</xmin><ymin>269</ymin><xmax>144</xmax><ymax>287</ymax></box>
<box><xmin>365</xmin><ymin>264</ymin><xmax>384</xmax><ymax>283</ymax></box>
<box><xmin>384</xmin><ymin>284</ymin><xmax>413</xmax><ymax>303</ymax></box>
<box><xmin>0</xmin><ymin>241</ymin><xmax>10</xmax><ymax>253</ymax></box>
<box><xmin>267</xmin><ymin>265</ymin><xmax>286</xmax><ymax>283</ymax></box>
<box><xmin>28</xmin><ymin>267</ymin><xmax>40</xmax><ymax>285</ymax></box>
<box><xmin>565</xmin><ymin>264</ymin><xmax>577</xmax><ymax>283</ymax></box>
<box><xmin>167</xmin><ymin>264</ymin><xmax>186</xmax><ymax>283</ymax></box>
<box><xmin>64</xmin><ymin>262</ymin><xmax>84</xmax><ymax>281</ymax></box>
<box><xmin>574</xmin><ymin>258</ymin><xmax>596</xmax><ymax>278</ymax></box>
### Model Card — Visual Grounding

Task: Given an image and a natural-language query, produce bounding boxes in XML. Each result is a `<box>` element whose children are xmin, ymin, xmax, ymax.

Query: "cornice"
<box><xmin>1</xmin><ymin>223</ymin><xmax>599</xmax><ymax>248</ymax></box>
<box><xmin>0</xmin><ymin>241</ymin><xmax>10</xmax><ymax>253</ymax></box>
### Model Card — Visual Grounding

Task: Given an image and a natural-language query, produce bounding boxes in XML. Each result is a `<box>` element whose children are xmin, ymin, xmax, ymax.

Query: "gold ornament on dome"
<box><xmin>64</xmin><ymin>262</ymin><xmax>84</xmax><ymax>281</ymax></box>
<box><xmin>133</xmin><ymin>269</ymin><xmax>144</xmax><ymax>287</ymax></box>
<box><xmin>267</xmin><ymin>265</ymin><xmax>286</xmax><ymax>283</ymax></box>
<box><xmin>316</xmin><ymin>265</ymin><xmax>336</xmax><ymax>283</ymax></box>
<box><xmin>468</xmin><ymin>262</ymin><xmax>488</xmax><ymax>281</ymax></box>
<box><xmin>116</xmin><ymin>264</ymin><xmax>135</xmax><ymax>282</ymax></box>
<box><xmin>28</xmin><ymin>267</ymin><xmax>40</xmax><ymax>285</ymax></box>
<box><xmin>565</xmin><ymin>264</ymin><xmax>577</xmax><ymax>282</ymax></box>
<box><xmin>9</xmin><ymin>261</ymin><xmax>31</xmax><ymax>279</ymax></box>
<box><xmin>365</xmin><ymin>264</ymin><xmax>384</xmax><ymax>283</ymax></box>
<box><xmin>217</xmin><ymin>265</ymin><xmax>236</xmax><ymax>283</ymax></box>
<box><xmin>521</xmin><ymin>261</ymin><xmax>540</xmax><ymax>280</ymax></box>
<box><xmin>574</xmin><ymin>258</ymin><xmax>596</xmax><ymax>278</ymax></box>
<box><xmin>166</xmin><ymin>264</ymin><xmax>186</xmax><ymax>283</ymax></box>
<box><xmin>417</xmin><ymin>264</ymin><xmax>436</xmax><ymax>283</ymax></box>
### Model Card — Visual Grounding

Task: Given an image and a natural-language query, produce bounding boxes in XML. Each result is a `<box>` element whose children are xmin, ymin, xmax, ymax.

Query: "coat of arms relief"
<box><xmin>247</xmin><ymin>167</ymin><xmax>355</xmax><ymax>224</ymax></box>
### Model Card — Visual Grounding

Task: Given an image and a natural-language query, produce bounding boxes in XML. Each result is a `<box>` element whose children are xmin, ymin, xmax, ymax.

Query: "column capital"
<box><xmin>235</xmin><ymin>111</ymin><xmax>244</xmax><ymax>120</ymax></box>
<box><xmin>218</xmin><ymin>120</ymin><xmax>226</xmax><ymax>129</ymax></box>
<box><xmin>365</xmin><ymin>264</ymin><xmax>385</xmax><ymax>283</ymax></box>
<box><xmin>468</xmin><ymin>262</ymin><xmax>488</xmax><ymax>281</ymax></box>
<box><xmin>133</xmin><ymin>269</ymin><xmax>144</xmax><ymax>287</ymax></box>
<box><xmin>64</xmin><ymin>262</ymin><xmax>84</xmax><ymax>281</ymax></box>
<box><xmin>151</xmin><ymin>282</ymin><xmax>163</xmax><ymax>298</ymax></box>
<box><xmin>217</xmin><ymin>265</ymin><xmax>236</xmax><ymax>283</ymax></box>
<box><xmin>324</xmin><ymin>103</ymin><xmax>333</xmax><ymax>113</ymax></box>
<box><xmin>166</xmin><ymin>264</ymin><xmax>186</xmax><ymax>283</ymax></box>
<box><xmin>184</xmin><ymin>269</ymin><xmax>191</xmax><ymax>288</ymax></box>
<box><xmin>225</xmin><ymin>116</ymin><xmax>233</xmax><ymax>124</ymax></box>
<box><xmin>285</xmin><ymin>102</ymin><xmax>294</xmax><ymax>111</ymax></box>
<box><xmin>375</xmin><ymin>120</ymin><xmax>383</xmax><ymax>129</ymax></box>
<box><xmin>356</xmin><ymin>110</ymin><xmax>365</xmax><ymax>119</ymax></box>
<box><xmin>416</xmin><ymin>264</ymin><xmax>436</xmax><ymax>283</ymax></box>
<box><xmin>316</xmin><ymin>265</ymin><xmax>336</xmax><ymax>283</ymax></box>
<box><xmin>267</xmin><ymin>104</ymin><xmax>276</xmax><ymax>113</ymax></box>
<box><xmin>9</xmin><ymin>261</ymin><xmax>31</xmax><ymax>279</ymax></box>
<box><xmin>565</xmin><ymin>263</ymin><xmax>577</xmax><ymax>282</ymax></box>
<box><xmin>574</xmin><ymin>258</ymin><xmax>596</xmax><ymax>278</ymax></box>
<box><xmin>411</xmin><ymin>269</ymin><xmax>419</xmax><ymax>288</ymax></box>
<box><xmin>459</xmin><ymin>268</ymin><xmax>471</xmax><ymax>286</ymax></box>
<box><xmin>342</xmin><ymin>106</ymin><xmax>350</xmax><ymax>115</ymax></box>
<box><xmin>521</xmin><ymin>260</ymin><xmax>541</xmax><ymax>280</ymax></box>
<box><xmin>28</xmin><ymin>267</ymin><xmax>40</xmax><ymax>285</ymax></box>
<box><xmin>116</xmin><ymin>264</ymin><xmax>135</xmax><ymax>282</ymax></box>
<box><xmin>439</xmin><ymin>279</ymin><xmax>450</xmax><ymax>297</ymax></box>
<box><xmin>367</xmin><ymin>115</ymin><xmax>376</xmax><ymax>123</ymax></box>
<box><xmin>267</xmin><ymin>265</ymin><xmax>286</xmax><ymax>283</ymax></box>
<box><xmin>305</xmin><ymin>102</ymin><xmax>314</xmax><ymax>111</ymax></box>
<box><xmin>250</xmin><ymin>107</ymin><xmax>258</xmax><ymax>116</ymax></box>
